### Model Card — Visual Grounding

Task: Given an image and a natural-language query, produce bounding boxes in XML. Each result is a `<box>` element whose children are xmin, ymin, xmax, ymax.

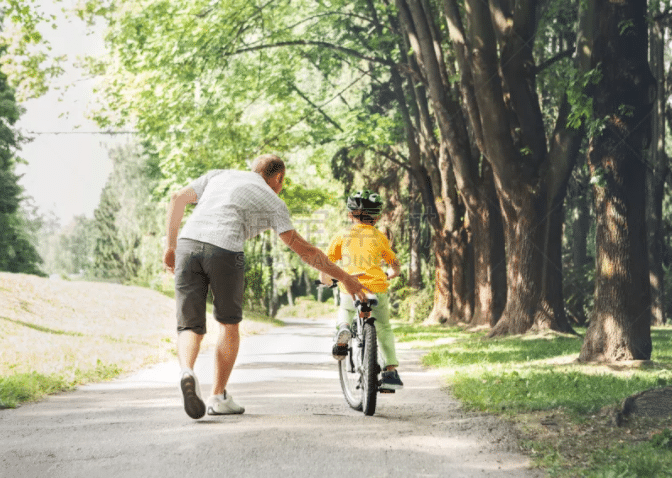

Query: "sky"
<box><xmin>15</xmin><ymin>1</ymin><xmax>127</xmax><ymax>227</ymax></box>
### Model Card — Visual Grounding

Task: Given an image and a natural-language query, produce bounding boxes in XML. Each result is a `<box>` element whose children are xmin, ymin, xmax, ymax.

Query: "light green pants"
<box><xmin>337</xmin><ymin>291</ymin><xmax>398</xmax><ymax>368</ymax></box>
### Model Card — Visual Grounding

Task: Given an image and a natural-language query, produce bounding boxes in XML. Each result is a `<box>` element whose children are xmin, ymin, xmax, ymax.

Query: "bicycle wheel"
<box><xmin>339</xmin><ymin>335</ymin><xmax>363</xmax><ymax>411</ymax></box>
<box><xmin>361</xmin><ymin>323</ymin><xmax>378</xmax><ymax>416</ymax></box>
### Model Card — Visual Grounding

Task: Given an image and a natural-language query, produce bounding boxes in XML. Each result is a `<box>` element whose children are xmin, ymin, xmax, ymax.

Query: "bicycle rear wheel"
<box><xmin>339</xmin><ymin>335</ymin><xmax>363</xmax><ymax>411</ymax></box>
<box><xmin>361</xmin><ymin>323</ymin><xmax>378</xmax><ymax>416</ymax></box>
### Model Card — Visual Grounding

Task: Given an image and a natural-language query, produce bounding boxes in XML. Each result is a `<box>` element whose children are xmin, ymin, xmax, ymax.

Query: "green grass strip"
<box><xmin>0</xmin><ymin>316</ymin><xmax>84</xmax><ymax>337</ymax></box>
<box><xmin>0</xmin><ymin>361</ymin><xmax>122</xmax><ymax>409</ymax></box>
<box><xmin>450</xmin><ymin>368</ymin><xmax>672</xmax><ymax>415</ymax></box>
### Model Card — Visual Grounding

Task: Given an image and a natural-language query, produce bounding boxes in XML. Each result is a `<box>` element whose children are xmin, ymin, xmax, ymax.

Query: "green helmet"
<box><xmin>346</xmin><ymin>189</ymin><xmax>383</xmax><ymax>217</ymax></box>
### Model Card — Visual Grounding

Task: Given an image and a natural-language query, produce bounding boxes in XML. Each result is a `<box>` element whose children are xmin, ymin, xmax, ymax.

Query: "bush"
<box><xmin>394</xmin><ymin>286</ymin><xmax>433</xmax><ymax>322</ymax></box>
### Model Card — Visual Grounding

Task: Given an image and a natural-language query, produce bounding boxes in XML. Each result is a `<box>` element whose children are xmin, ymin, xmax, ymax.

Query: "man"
<box><xmin>163</xmin><ymin>154</ymin><xmax>368</xmax><ymax>419</ymax></box>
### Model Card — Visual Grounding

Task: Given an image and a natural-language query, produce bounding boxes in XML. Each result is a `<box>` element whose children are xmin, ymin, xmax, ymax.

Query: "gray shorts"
<box><xmin>175</xmin><ymin>238</ymin><xmax>245</xmax><ymax>334</ymax></box>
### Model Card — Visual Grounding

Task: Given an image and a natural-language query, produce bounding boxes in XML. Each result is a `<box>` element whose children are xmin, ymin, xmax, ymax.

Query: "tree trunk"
<box><xmin>566</xmin><ymin>171</ymin><xmax>592</xmax><ymax>325</ymax></box>
<box><xmin>287</xmin><ymin>285</ymin><xmax>294</xmax><ymax>307</ymax></box>
<box><xmin>426</xmin><ymin>229</ymin><xmax>452</xmax><ymax>324</ymax></box>
<box><xmin>450</xmin><ymin>227</ymin><xmax>472</xmax><ymax>324</ymax></box>
<box><xmin>489</xmin><ymin>185</ymin><xmax>545</xmax><ymax>336</ymax></box>
<box><xmin>647</xmin><ymin>11</ymin><xmax>667</xmax><ymax>326</ymax></box>
<box><xmin>408</xmin><ymin>175</ymin><xmax>423</xmax><ymax>289</ymax></box>
<box><xmin>469</xmin><ymin>164</ymin><xmax>506</xmax><ymax>328</ymax></box>
<box><xmin>579</xmin><ymin>0</ymin><xmax>654</xmax><ymax>362</ymax></box>
<box><xmin>535</xmin><ymin>198</ymin><xmax>575</xmax><ymax>333</ymax></box>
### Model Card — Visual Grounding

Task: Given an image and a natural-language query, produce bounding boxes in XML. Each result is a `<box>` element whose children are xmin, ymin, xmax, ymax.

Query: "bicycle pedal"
<box><xmin>379</xmin><ymin>388</ymin><xmax>395</xmax><ymax>394</ymax></box>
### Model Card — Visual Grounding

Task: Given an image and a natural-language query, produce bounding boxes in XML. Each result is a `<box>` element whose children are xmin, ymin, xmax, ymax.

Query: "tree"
<box><xmin>39</xmin><ymin>215</ymin><xmax>96</xmax><ymax>276</ymax></box>
<box><xmin>83</xmin><ymin>0</ymin><xmax>460</xmax><ymax>317</ymax></box>
<box><xmin>394</xmin><ymin>0</ymin><xmax>590</xmax><ymax>335</ymax></box>
<box><xmin>90</xmin><ymin>143</ymin><xmax>162</xmax><ymax>282</ymax></box>
<box><xmin>0</xmin><ymin>54</ymin><xmax>43</xmax><ymax>275</ymax></box>
<box><xmin>646</xmin><ymin>2</ymin><xmax>670</xmax><ymax>326</ymax></box>
<box><xmin>564</xmin><ymin>164</ymin><xmax>594</xmax><ymax>326</ymax></box>
<box><xmin>579</xmin><ymin>0</ymin><xmax>655</xmax><ymax>362</ymax></box>
<box><xmin>0</xmin><ymin>1</ymin><xmax>64</xmax><ymax>100</ymax></box>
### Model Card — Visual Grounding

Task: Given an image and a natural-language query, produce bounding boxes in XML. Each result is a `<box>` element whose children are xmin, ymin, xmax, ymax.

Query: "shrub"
<box><xmin>394</xmin><ymin>286</ymin><xmax>433</xmax><ymax>322</ymax></box>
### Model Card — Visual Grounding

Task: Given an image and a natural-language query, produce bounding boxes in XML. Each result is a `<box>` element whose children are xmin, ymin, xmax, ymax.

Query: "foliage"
<box><xmin>0</xmin><ymin>1</ymin><xmax>65</xmax><ymax>99</ymax></box>
<box><xmin>89</xmin><ymin>142</ymin><xmax>163</xmax><ymax>284</ymax></box>
<box><xmin>39</xmin><ymin>215</ymin><xmax>96</xmax><ymax>277</ymax></box>
<box><xmin>0</xmin><ymin>58</ymin><xmax>43</xmax><ymax>276</ymax></box>
<box><xmin>72</xmin><ymin>0</ymin><xmax>440</xmax><ymax>311</ymax></box>
<box><xmin>80</xmin><ymin>0</ymin><xmax>383</xmax><ymax>190</ymax></box>
<box><xmin>393</xmin><ymin>285</ymin><xmax>433</xmax><ymax>323</ymax></box>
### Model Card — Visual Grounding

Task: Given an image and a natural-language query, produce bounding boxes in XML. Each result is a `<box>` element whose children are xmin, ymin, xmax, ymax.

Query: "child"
<box><xmin>320</xmin><ymin>189</ymin><xmax>403</xmax><ymax>390</ymax></box>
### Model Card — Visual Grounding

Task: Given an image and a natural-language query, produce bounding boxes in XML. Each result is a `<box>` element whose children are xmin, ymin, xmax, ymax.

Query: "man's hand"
<box><xmin>163</xmin><ymin>247</ymin><xmax>176</xmax><ymax>274</ymax></box>
<box><xmin>340</xmin><ymin>273</ymin><xmax>370</xmax><ymax>302</ymax></box>
<box><xmin>164</xmin><ymin>186</ymin><xmax>197</xmax><ymax>273</ymax></box>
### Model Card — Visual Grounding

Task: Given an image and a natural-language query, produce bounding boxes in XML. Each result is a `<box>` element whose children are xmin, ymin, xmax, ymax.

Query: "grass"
<box><xmin>276</xmin><ymin>295</ymin><xmax>337</xmax><ymax>319</ymax></box>
<box><xmin>0</xmin><ymin>272</ymin><xmax>282</xmax><ymax>409</ymax></box>
<box><xmin>0</xmin><ymin>361</ymin><xmax>122</xmax><ymax>409</ymax></box>
<box><xmin>395</xmin><ymin>322</ymin><xmax>672</xmax><ymax>478</ymax></box>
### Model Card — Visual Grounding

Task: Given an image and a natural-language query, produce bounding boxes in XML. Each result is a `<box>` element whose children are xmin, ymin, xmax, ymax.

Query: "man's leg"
<box><xmin>178</xmin><ymin>330</ymin><xmax>207</xmax><ymax>419</ymax></box>
<box><xmin>178</xmin><ymin>330</ymin><xmax>204</xmax><ymax>370</ymax></box>
<box><xmin>211</xmin><ymin>323</ymin><xmax>240</xmax><ymax>396</ymax></box>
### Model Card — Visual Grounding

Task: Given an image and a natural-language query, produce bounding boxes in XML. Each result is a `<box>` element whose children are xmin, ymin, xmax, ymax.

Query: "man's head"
<box><xmin>251</xmin><ymin>154</ymin><xmax>285</xmax><ymax>194</ymax></box>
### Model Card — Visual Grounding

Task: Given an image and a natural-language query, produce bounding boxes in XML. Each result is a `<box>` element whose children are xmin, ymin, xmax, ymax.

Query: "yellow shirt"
<box><xmin>327</xmin><ymin>224</ymin><xmax>397</xmax><ymax>293</ymax></box>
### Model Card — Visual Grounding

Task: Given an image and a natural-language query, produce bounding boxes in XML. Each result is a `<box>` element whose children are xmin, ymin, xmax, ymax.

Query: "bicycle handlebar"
<box><xmin>314</xmin><ymin>279</ymin><xmax>338</xmax><ymax>289</ymax></box>
<box><xmin>314</xmin><ymin>278</ymin><xmax>378</xmax><ymax>309</ymax></box>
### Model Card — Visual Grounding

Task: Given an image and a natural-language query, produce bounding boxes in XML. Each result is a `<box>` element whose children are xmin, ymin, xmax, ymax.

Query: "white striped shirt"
<box><xmin>179</xmin><ymin>170</ymin><xmax>294</xmax><ymax>252</ymax></box>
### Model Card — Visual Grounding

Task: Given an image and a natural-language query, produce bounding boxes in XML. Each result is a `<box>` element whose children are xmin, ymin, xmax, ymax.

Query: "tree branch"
<box><xmin>230</xmin><ymin>41</ymin><xmax>395</xmax><ymax>67</ymax></box>
<box><xmin>290</xmin><ymin>84</ymin><xmax>343</xmax><ymax>132</ymax></box>
<box><xmin>534</xmin><ymin>48</ymin><xmax>574</xmax><ymax>74</ymax></box>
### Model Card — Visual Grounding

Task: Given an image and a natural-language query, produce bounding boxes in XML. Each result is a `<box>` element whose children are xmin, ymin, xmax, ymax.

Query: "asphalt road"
<box><xmin>0</xmin><ymin>318</ymin><xmax>542</xmax><ymax>478</ymax></box>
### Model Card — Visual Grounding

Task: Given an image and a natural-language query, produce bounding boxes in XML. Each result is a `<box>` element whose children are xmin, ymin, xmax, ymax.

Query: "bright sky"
<box><xmin>15</xmin><ymin>1</ymin><xmax>126</xmax><ymax>226</ymax></box>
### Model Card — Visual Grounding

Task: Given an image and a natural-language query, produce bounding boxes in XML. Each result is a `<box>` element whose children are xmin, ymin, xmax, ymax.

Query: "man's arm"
<box><xmin>279</xmin><ymin>230</ymin><xmax>369</xmax><ymax>301</ymax></box>
<box><xmin>163</xmin><ymin>186</ymin><xmax>198</xmax><ymax>273</ymax></box>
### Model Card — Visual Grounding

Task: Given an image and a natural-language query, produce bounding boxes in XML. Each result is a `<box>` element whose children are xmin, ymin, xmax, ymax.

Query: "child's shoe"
<box><xmin>380</xmin><ymin>369</ymin><xmax>404</xmax><ymax>390</ymax></box>
<box><xmin>332</xmin><ymin>325</ymin><xmax>351</xmax><ymax>360</ymax></box>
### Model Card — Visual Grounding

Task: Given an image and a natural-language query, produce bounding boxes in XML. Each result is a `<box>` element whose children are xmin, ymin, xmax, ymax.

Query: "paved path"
<box><xmin>0</xmin><ymin>318</ymin><xmax>541</xmax><ymax>478</ymax></box>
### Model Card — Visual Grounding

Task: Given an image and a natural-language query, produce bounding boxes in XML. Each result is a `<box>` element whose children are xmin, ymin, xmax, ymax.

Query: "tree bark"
<box><xmin>469</xmin><ymin>163</ymin><xmax>506</xmax><ymax>327</ymax></box>
<box><xmin>408</xmin><ymin>175</ymin><xmax>423</xmax><ymax>289</ymax></box>
<box><xmin>426</xmin><ymin>229</ymin><xmax>452</xmax><ymax>324</ymax></box>
<box><xmin>489</xmin><ymin>185</ymin><xmax>546</xmax><ymax>336</ymax></box>
<box><xmin>579</xmin><ymin>0</ymin><xmax>654</xmax><ymax>362</ymax></box>
<box><xmin>647</xmin><ymin>11</ymin><xmax>668</xmax><ymax>326</ymax></box>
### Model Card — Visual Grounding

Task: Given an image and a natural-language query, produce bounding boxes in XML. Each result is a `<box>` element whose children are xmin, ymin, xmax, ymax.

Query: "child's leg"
<box><xmin>332</xmin><ymin>292</ymin><xmax>356</xmax><ymax>360</ymax></box>
<box><xmin>371</xmin><ymin>293</ymin><xmax>398</xmax><ymax>370</ymax></box>
<box><xmin>336</xmin><ymin>291</ymin><xmax>356</xmax><ymax>329</ymax></box>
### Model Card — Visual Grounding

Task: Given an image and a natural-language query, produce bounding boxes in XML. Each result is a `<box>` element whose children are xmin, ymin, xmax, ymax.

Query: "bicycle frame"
<box><xmin>315</xmin><ymin>280</ymin><xmax>390</xmax><ymax>416</ymax></box>
<box><xmin>339</xmin><ymin>295</ymin><xmax>382</xmax><ymax>415</ymax></box>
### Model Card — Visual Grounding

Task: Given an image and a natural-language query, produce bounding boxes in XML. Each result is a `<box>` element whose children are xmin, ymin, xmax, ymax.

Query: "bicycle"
<box><xmin>316</xmin><ymin>280</ymin><xmax>394</xmax><ymax>416</ymax></box>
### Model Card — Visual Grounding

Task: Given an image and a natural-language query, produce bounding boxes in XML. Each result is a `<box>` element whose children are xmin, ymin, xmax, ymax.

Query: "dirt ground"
<box><xmin>0</xmin><ymin>316</ymin><xmax>543</xmax><ymax>478</ymax></box>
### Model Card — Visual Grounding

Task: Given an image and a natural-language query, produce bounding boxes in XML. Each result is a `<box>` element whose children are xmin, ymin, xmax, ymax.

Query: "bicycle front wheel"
<box><xmin>339</xmin><ymin>334</ymin><xmax>363</xmax><ymax>411</ymax></box>
<box><xmin>361</xmin><ymin>323</ymin><xmax>378</xmax><ymax>416</ymax></box>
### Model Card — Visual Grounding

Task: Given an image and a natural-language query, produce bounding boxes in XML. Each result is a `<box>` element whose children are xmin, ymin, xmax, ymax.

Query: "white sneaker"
<box><xmin>207</xmin><ymin>393</ymin><xmax>245</xmax><ymax>415</ymax></box>
<box><xmin>332</xmin><ymin>325</ymin><xmax>352</xmax><ymax>360</ymax></box>
<box><xmin>180</xmin><ymin>369</ymin><xmax>205</xmax><ymax>419</ymax></box>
